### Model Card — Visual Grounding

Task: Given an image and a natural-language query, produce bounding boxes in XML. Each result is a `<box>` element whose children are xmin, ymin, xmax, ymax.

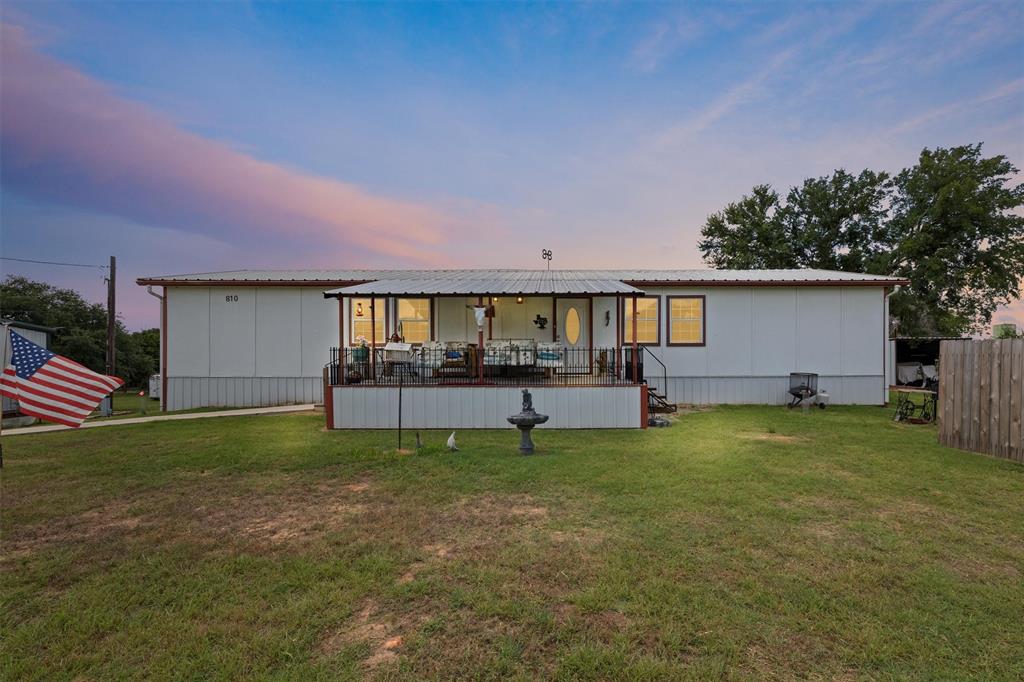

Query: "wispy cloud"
<box><xmin>629</xmin><ymin>15</ymin><xmax>702</xmax><ymax>72</ymax></box>
<box><xmin>654</xmin><ymin>46</ymin><xmax>798</xmax><ymax>144</ymax></box>
<box><xmin>0</xmin><ymin>23</ymin><xmax>475</xmax><ymax>265</ymax></box>
<box><xmin>891</xmin><ymin>77</ymin><xmax>1024</xmax><ymax>134</ymax></box>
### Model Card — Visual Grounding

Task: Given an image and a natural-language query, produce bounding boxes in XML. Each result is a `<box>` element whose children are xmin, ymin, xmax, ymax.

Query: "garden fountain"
<box><xmin>507</xmin><ymin>388</ymin><xmax>549</xmax><ymax>455</ymax></box>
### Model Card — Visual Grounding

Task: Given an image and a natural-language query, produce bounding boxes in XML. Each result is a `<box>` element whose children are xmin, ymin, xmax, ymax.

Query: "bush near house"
<box><xmin>2</xmin><ymin>406</ymin><xmax>1022</xmax><ymax>679</ymax></box>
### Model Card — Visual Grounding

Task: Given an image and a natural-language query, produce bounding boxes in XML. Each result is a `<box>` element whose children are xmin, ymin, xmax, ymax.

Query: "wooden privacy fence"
<box><xmin>938</xmin><ymin>339</ymin><xmax>1023</xmax><ymax>462</ymax></box>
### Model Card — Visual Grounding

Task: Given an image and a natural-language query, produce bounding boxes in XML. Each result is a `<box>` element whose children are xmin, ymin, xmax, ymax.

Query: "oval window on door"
<box><xmin>565</xmin><ymin>307</ymin><xmax>581</xmax><ymax>345</ymax></box>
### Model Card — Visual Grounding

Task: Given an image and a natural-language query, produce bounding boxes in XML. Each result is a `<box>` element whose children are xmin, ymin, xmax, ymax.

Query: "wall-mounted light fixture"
<box><xmin>355</xmin><ymin>301</ymin><xmax>364</xmax><ymax>317</ymax></box>
<box><xmin>516</xmin><ymin>296</ymin><xmax>524</xmax><ymax>304</ymax></box>
<box><xmin>604</xmin><ymin>310</ymin><xmax>611</xmax><ymax>326</ymax></box>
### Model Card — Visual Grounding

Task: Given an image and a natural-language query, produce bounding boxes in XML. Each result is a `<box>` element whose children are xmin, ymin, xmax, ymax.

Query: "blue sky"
<box><xmin>1</xmin><ymin>1</ymin><xmax>1022</xmax><ymax>329</ymax></box>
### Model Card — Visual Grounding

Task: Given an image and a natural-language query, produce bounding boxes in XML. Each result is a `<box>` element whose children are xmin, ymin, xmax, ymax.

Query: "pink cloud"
<box><xmin>0</xmin><ymin>24</ymin><xmax>469</xmax><ymax>265</ymax></box>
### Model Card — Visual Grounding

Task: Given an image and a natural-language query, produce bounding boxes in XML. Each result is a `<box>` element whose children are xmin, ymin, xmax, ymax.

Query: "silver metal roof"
<box><xmin>138</xmin><ymin>268</ymin><xmax>908</xmax><ymax>290</ymax></box>
<box><xmin>325</xmin><ymin>271</ymin><xmax>643</xmax><ymax>296</ymax></box>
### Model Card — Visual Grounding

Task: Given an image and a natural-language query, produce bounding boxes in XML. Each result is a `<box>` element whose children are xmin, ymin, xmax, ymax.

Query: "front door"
<box><xmin>555</xmin><ymin>298</ymin><xmax>589</xmax><ymax>373</ymax></box>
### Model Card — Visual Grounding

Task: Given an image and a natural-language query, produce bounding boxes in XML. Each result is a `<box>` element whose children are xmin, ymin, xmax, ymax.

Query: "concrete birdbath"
<box><xmin>507</xmin><ymin>388</ymin><xmax>549</xmax><ymax>455</ymax></box>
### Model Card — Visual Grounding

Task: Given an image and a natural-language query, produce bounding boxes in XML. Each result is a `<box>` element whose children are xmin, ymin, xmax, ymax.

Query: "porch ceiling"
<box><xmin>324</xmin><ymin>271</ymin><xmax>643</xmax><ymax>297</ymax></box>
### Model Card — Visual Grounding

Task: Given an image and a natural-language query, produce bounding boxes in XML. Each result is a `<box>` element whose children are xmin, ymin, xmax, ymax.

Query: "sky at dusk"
<box><xmin>1</xmin><ymin>1</ymin><xmax>1022</xmax><ymax>331</ymax></box>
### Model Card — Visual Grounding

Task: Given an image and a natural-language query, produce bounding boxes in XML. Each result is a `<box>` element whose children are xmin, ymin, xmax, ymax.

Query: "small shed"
<box><xmin>2</xmin><ymin>319</ymin><xmax>56</xmax><ymax>418</ymax></box>
<box><xmin>888</xmin><ymin>336</ymin><xmax>969</xmax><ymax>386</ymax></box>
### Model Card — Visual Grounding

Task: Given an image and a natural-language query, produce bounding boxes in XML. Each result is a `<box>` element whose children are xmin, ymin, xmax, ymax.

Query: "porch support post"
<box><xmin>370</xmin><ymin>297</ymin><xmax>377</xmax><ymax>384</ymax></box>
<box><xmin>338</xmin><ymin>296</ymin><xmax>345</xmax><ymax>384</ymax></box>
<box><xmin>477</xmin><ymin>295</ymin><xmax>485</xmax><ymax>384</ymax></box>
<box><xmin>631</xmin><ymin>293</ymin><xmax>638</xmax><ymax>384</ymax></box>
<box><xmin>615</xmin><ymin>295</ymin><xmax>622</xmax><ymax>380</ymax></box>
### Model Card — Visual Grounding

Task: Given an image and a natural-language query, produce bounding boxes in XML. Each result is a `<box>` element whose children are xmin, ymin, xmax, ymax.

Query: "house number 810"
<box><xmin>225</xmin><ymin>295</ymin><xmax>239</xmax><ymax>302</ymax></box>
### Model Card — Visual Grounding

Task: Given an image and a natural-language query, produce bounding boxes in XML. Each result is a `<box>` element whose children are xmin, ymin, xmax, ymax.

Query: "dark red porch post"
<box><xmin>615</xmin><ymin>294</ymin><xmax>622</xmax><ymax>380</ymax></box>
<box><xmin>337</xmin><ymin>296</ymin><xmax>345</xmax><ymax>384</ymax></box>
<box><xmin>631</xmin><ymin>293</ymin><xmax>638</xmax><ymax>384</ymax></box>
<box><xmin>477</xmin><ymin>295</ymin><xmax>485</xmax><ymax>384</ymax></box>
<box><xmin>370</xmin><ymin>298</ymin><xmax>377</xmax><ymax>384</ymax></box>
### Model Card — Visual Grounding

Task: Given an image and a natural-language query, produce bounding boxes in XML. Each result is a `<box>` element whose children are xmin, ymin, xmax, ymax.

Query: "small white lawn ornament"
<box><xmin>446</xmin><ymin>432</ymin><xmax>459</xmax><ymax>451</ymax></box>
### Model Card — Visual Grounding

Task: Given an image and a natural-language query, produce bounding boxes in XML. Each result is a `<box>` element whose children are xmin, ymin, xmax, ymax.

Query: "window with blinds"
<box><xmin>623</xmin><ymin>297</ymin><xmax>660</xmax><ymax>345</ymax></box>
<box><xmin>397</xmin><ymin>298</ymin><xmax>431</xmax><ymax>343</ymax></box>
<box><xmin>667</xmin><ymin>296</ymin><xmax>705</xmax><ymax>346</ymax></box>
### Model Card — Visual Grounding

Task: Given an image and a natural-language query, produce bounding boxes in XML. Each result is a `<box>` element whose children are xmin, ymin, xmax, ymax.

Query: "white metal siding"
<box><xmin>752</xmin><ymin>289</ymin><xmax>797</xmax><ymax>375</ymax></box>
<box><xmin>592</xmin><ymin>297</ymin><xmax>617</xmax><ymax>347</ymax></box>
<box><xmin>165</xmin><ymin>285</ymin><xmax>339</xmax><ymax>410</ymax></box>
<box><xmin>166</xmin><ymin>376</ymin><xmax>322</xmax><ymax>410</ymax></box>
<box><xmin>302</xmin><ymin>289</ymin><xmax>339</xmax><ymax>375</ymax></box>
<box><xmin>331</xmin><ymin>385</ymin><xmax>642</xmax><ymax>429</ymax></box>
<box><xmin>256</xmin><ymin>288</ymin><xmax>302</xmax><ymax>376</ymax></box>
<box><xmin>167</xmin><ymin>288</ymin><xmax>210</xmax><ymax>376</ymax></box>
<box><xmin>840</xmin><ymin>288</ymin><xmax>883</xmax><ymax>375</ymax></box>
<box><xmin>210</xmin><ymin>286</ymin><xmax>255</xmax><ymax>377</ymax></box>
<box><xmin>642</xmin><ymin>286</ymin><xmax>886</xmax><ymax>404</ymax></box>
<box><xmin>658</xmin><ymin>375</ymin><xmax>882</xmax><ymax>406</ymax></box>
<box><xmin>794</xmin><ymin>288</ymin><xmax>843</xmax><ymax>375</ymax></box>
<box><xmin>707</xmin><ymin>289</ymin><xmax>753</xmax><ymax>376</ymax></box>
<box><xmin>163</xmin><ymin>283</ymin><xmax>888</xmax><ymax>410</ymax></box>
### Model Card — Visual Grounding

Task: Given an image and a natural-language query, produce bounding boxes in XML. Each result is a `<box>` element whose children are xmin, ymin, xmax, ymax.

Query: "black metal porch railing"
<box><xmin>325</xmin><ymin>345</ymin><xmax>642</xmax><ymax>387</ymax></box>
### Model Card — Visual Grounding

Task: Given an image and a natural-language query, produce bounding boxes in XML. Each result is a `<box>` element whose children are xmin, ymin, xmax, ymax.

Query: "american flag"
<box><xmin>1</xmin><ymin>329</ymin><xmax>124</xmax><ymax>428</ymax></box>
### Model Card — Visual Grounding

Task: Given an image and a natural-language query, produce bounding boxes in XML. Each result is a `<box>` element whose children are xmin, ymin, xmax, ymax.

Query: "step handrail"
<box><xmin>641</xmin><ymin>346</ymin><xmax>668</xmax><ymax>396</ymax></box>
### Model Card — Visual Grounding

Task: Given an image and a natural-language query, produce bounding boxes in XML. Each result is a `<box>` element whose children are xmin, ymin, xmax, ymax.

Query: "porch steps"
<box><xmin>647</xmin><ymin>386</ymin><xmax>677</xmax><ymax>414</ymax></box>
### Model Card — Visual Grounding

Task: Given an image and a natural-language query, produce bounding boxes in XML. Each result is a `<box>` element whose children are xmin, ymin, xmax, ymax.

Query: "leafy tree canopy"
<box><xmin>0</xmin><ymin>275</ymin><xmax>157</xmax><ymax>388</ymax></box>
<box><xmin>698</xmin><ymin>143</ymin><xmax>1024</xmax><ymax>336</ymax></box>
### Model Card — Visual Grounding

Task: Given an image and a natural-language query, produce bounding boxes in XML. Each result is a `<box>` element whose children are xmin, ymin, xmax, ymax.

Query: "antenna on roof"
<box><xmin>541</xmin><ymin>248</ymin><xmax>552</xmax><ymax>271</ymax></box>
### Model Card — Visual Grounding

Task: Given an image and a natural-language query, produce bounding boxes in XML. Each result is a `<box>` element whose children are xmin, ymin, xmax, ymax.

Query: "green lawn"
<box><xmin>2</xmin><ymin>406</ymin><xmax>1022</xmax><ymax>680</ymax></box>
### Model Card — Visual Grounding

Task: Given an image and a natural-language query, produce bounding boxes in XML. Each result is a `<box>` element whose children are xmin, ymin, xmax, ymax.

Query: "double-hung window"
<box><xmin>667</xmin><ymin>296</ymin><xmax>705</xmax><ymax>346</ymax></box>
<box><xmin>396</xmin><ymin>298</ymin><xmax>431</xmax><ymax>344</ymax></box>
<box><xmin>623</xmin><ymin>297</ymin><xmax>660</xmax><ymax>345</ymax></box>
<box><xmin>350</xmin><ymin>298</ymin><xmax>386</xmax><ymax>345</ymax></box>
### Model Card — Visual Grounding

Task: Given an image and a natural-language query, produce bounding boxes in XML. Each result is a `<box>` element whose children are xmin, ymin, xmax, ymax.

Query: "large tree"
<box><xmin>0</xmin><ymin>275</ymin><xmax>157</xmax><ymax>387</ymax></box>
<box><xmin>883</xmin><ymin>144</ymin><xmax>1024</xmax><ymax>336</ymax></box>
<box><xmin>699</xmin><ymin>185</ymin><xmax>795</xmax><ymax>269</ymax></box>
<box><xmin>779</xmin><ymin>169</ymin><xmax>891</xmax><ymax>273</ymax></box>
<box><xmin>698</xmin><ymin>144</ymin><xmax>1024</xmax><ymax>336</ymax></box>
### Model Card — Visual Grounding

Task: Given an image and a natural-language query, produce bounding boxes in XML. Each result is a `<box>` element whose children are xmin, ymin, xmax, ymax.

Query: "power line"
<box><xmin>1</xmin><ymin>256</ymin><xmax>108</xmax><ymax>269</ymax></box>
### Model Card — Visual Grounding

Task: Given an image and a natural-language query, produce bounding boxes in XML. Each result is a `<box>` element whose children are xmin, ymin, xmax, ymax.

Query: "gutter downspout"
<box><xmin>883</xmin><ymin>285</ymin><xmax>901</xmax><ymax>405</ymax></box>
<box><xmin>146</xmin><ymin>286</ymin><xmax>167</xmax><ymax>412</ymax></box>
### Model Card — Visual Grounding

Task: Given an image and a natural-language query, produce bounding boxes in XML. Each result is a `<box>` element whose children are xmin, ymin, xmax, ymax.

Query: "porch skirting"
<box><xmin>162</xmin><ymin>374</ymin><xmax>885</xmax><ymax>414</ymax></box>
<box><xmin>655</xmin><ymin>375</ymin><xmax>885</xmax><ymax>406</ymax></box>
<box><xmin>164</xmin><ymin>376</ymin><xmax>323</xmax><ymax>411</ymax></box>
<box><xmin>329</xmin><ymin>385</ymin><xmax>644</xmax><ymax>429</ymax></box>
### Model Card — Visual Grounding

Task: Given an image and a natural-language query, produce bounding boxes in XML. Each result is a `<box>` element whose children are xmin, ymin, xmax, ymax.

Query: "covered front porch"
<box><xmin>323</xmin><ymin>272</ymin><xmax>656</xmax><ymax>387</ymax></box>
<box><xmin>320</xmin><ymin>272</ymin><xmax>657</xmax><ymax>428</ymax></box>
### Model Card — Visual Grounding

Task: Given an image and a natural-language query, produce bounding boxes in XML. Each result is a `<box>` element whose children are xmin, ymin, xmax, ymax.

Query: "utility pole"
<box><xmin>106</xmin><ymin>255</ymin><xmax>116</xmax><ymax>375</ymax></box>
<box><xmin>102</xmin><ymin>256</ymin><xmax>116</xmax><ymax>416</ymax></box>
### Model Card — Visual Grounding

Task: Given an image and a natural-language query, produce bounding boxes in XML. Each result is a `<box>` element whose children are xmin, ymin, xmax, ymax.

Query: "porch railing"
<box><xmin>326</xmin><ymin>345</ymin><xmax>642</xmax><ymax>387</ymax></box>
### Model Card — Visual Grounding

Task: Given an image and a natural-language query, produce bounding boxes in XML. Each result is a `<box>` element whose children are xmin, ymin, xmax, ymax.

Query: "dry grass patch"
<box><xmin>1</xmin><ymin>498</ymin><xmax>145</xmax><ymax>560</ymax></box>
<box><xmin>317</xmin><ymin>598</ymin><xmax>428</xmax><ymax>670</ymax></box>
<box><xmin>180</xmin><ymin>478</ymin><xmax>378</xmax><ymax>546</ymax></box>
<box><xmin>739</xmin><ymin>431</ymin><xmax>807</xmax><ymax>443</ymax></box>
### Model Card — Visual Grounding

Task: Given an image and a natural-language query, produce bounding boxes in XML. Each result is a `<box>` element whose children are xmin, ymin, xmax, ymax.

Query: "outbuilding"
<box><xmin>1</xmin><ymin>319</ymin><xmax>56</xmax><ymax>422</ymax></box>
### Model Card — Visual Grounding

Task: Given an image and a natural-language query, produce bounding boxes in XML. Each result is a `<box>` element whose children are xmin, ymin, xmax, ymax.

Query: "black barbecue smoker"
<box><xmin>788</xmin><ymin>372</ymin><xmax>820</xmax><ymax>408</ymax></box>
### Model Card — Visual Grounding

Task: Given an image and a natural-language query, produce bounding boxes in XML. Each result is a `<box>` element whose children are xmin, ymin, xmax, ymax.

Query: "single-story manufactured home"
<box><xmin>136</xmin><ymin>268</ymin><xmax>907</xmax><ymax>428</ymax></box>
